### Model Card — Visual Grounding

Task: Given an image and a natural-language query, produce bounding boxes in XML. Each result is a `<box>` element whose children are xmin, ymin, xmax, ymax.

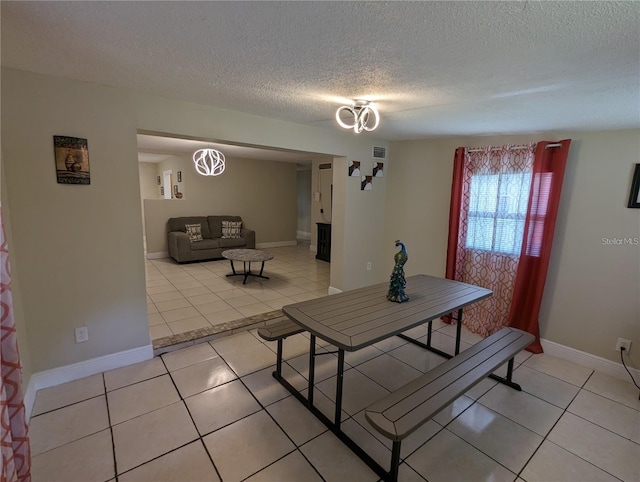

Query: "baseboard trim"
<box><xmin>256</xmin><ymin>240</ymin><xmax>297</xmax><ymax>248</ymax></box>
<box><xmin>24</xmin><ymin>344</ymin><xmax>153</xmax><ymax>420</ymax></box>
<box><xmin>296</xmin><ymin>230</ymin><xmax>311</xmax><ymax>240</ymax></box>
<box><xmin>328</xmin><ymin>286</ymin><xmax>342</xmax><ymax>295</ymax></box>
<box><xmin>540</xmin><ymin>338</ymin><xmax>640</xmax><ymax>382</ymax></box>
<box><xmin>146</xmin><ymin>251</ymin><xmax>168</xmax><ymax>259</ymax></box>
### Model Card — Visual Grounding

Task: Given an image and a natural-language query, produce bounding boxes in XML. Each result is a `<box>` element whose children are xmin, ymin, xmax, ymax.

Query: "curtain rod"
<box><xmin>466</xmin><ymin>143</ymin><xmax>562</xmax><ymax>153</ymax></box>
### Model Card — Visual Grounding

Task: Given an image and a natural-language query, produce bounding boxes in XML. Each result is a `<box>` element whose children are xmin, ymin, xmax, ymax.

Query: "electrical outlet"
<box><xmin>367</xmin><ymin>261</ymin><xmax>372</xmax><ymax>271</ymax></box>
<box><xmin>615</xmin><ymin>337</ymin><xmax>632</xmax><ymax>354</ymax></box>
<box><xmin>75</xmin><ymin>326</ymin><xmax>89</xmax><ymax>343</ymax></box>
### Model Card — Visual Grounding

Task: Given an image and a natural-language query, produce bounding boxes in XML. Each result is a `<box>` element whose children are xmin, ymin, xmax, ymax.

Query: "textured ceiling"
<box><xmin>2</xmin><ymin>1</ymin><xmax>639</xmax><ymax>141</ymax></box>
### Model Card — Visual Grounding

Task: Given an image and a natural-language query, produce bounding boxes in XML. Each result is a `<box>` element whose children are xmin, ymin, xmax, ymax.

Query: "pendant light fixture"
<box><xmin>192</xmin><ymin>148</ymin><xmax>225</xmax><ymax>176</ymax></box>
<box><xmin>335</xmin><ymin>100</ymin><xmax>380</xmax><ymax>133</ymax></box>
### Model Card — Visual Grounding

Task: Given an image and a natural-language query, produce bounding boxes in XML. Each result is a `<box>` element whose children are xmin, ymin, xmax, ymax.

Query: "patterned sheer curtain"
<box><xmin>0</xmin><ymin>205</ymin><xmax>31</xmax><ymax>482</ymax></box>
<box><xmin>446</xmin><ymin>144</ymin><xmax>536</xmax><ymax>337</ymax></box>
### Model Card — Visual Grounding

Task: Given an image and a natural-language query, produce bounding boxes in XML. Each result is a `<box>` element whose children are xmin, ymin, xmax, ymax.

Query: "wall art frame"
<box><xmin>628</xmin><ymin>164</ymin><xmax>640</xmax><ymax>208</ymax></box>
<box><xmin>53</xmin><ymin>135</ymin><xmax>90</xmax><ymax>185</ymax></box>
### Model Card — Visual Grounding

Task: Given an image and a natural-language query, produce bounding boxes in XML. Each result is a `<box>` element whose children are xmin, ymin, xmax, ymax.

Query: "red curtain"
<box><xmin>445</xmin><ymin>140</ymin><xmax>571</xmax><ymax>350</ymax></box>
<box><xmin>445</xmin><ymin>145</ymin><xmax>535</xmax><ymax>336</ymax></box>
<box><xmin>0</xmin><ymin>206</ymin><xmax>31</xmax><ymax>482</ymax></box>
<box><xmin>508</xmin><ymin>139</ymin><xmax>571</xmax><ymax>352</ymax></box>
<box><xmin>445</xmin><ymin>148</ymin><xmax>465</xmax><ymax>283</ymax></box>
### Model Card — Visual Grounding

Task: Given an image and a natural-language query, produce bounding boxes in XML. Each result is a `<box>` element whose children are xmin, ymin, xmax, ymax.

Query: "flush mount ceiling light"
<box><xmin>193</xmin><ymin>148</ymin><xmax>225</xmax><ymax>176</ymax></box>
<box><xmin>335</xmin><ymin>100</ymin><xmax>380</xmax><ymax>134</ymax></box>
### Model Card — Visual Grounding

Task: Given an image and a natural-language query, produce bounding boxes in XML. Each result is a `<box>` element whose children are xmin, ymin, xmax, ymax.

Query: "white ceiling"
<box><xmin>2</xmin><ymin>1</ymin><xmax>639</xmax><ymax>144</ymax></box>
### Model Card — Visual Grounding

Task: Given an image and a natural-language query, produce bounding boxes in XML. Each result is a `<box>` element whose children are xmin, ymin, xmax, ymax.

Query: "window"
<box><xmin>466</xmin><ymin>172</ymin><xmax>532</xmax><ymax>255</ymax></box>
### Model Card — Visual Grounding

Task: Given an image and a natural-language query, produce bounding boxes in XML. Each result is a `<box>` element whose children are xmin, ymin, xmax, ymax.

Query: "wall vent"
<box><xmin>318</xmin><ymin>163</ymin><xmax>332</xmax><ymax>170</ymax></box>
<box><xmin>372</xmin><ymin>146</ymin><xmax>387</xmax><ymax>160</ymax></box>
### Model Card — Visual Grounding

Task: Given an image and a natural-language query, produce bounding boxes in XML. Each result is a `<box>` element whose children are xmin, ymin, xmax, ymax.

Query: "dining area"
<box><xmin>27</xmin><ymin>286</ymin><xmax>638</xmax><ymax>481</ymax></box>
<box><xmin>260</xmin><ymin>274</ymin><xmax>536</xmax><ymax>481</ymax></box>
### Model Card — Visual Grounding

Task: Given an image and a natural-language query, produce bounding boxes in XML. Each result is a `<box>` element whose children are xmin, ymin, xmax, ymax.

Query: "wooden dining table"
<box><xmin>277</xmin><ymin>274</ymin><xmax>493</xmax><ymax>479</ymax></box>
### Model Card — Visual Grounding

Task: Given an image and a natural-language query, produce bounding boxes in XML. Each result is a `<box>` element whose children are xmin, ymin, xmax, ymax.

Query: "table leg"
<box><xmin>455</xmin><ymin>308</ymin><xmax>463</xmax><ymax>355</ymax></box>
<box><xmin>259</xmin><ymin>261</ymin><xmax>265</xmax><ymax>277</ymax></box>
<box><xmin>335</xmin><ymin>348</ymin><xmax>345</xmax><ymax>429</ymax></box>
<box><xmin>269</xmin><ymin>342</ymin><xmax>388</xmax><ymax>481</ymax></box>
<box><xmin>308</xmin><ymin>334</ymin><xmax>316</xmax><ymax>407</ymax></box>
<box><xmin>229</xmin><ymin>260</ymin><xmax>236</xmax><ymax>275</ymax></box>
<box><xmin>243</xmin><ymin>262</ymin><xmax>250</xmax><ymax>284</ymax></box>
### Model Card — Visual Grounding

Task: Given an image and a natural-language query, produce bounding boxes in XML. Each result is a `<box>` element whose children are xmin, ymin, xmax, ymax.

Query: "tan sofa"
<box><xmin>167</xmin><ymin>215</ymin><xmax>255</xmax><ymax>263</ymax></box>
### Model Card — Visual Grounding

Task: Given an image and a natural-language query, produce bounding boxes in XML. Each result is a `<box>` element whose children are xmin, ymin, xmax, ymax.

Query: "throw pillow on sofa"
<box><xmin>185</xmin><ymin>223</ymin><xmax>203</xmax><ymax>242</ymax></box>
<box><xmin>221</xmin><ymin>220</ymin><xmax>242</xmax><ymax>239</ymax></box>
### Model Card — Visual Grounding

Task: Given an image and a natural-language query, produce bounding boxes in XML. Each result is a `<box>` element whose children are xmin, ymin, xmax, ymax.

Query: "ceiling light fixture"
<box><xmin>193</xmin><ymin>148</ymin><xmax>226</xmax><ymax>176</ymax></box>
<box><xmin>335</xmin><ymin>100</ymin><xmax>380</xmax><ymax>133</ymax></box>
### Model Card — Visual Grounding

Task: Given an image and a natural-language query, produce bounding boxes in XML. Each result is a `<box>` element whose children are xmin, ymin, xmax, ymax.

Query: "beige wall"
<box><xmin>138</xmin><ymin>162</ymin><xmax>162</xmax><ymax>238</ymax></box>
<box><xmin>1</xmin><ymin>68</ymin><xmax>388</xmax><ymax>380</ymax></box>
<box><xmin>1</xmin><ymin>70</ymin><xmax>151</xmax><ymax>374</ymax></box>
<box><xmin>387</xmin><ymin>130</ymin><xmax>640</xmax><ymax>365</ymax></box>
<box><xmin>0</xmin><ymin>168</ymin><xmax>33</xmax><ymax>383</ymax></box>
<box><xmin>144</xmin><ymin>156</ymin><xmax>298</xmax><ymax>254</ymax></box>
<box><xmin>296</xmin><ymin>168</ymin><xmax>312</xmax><ymax>238</ymax></box>
<box><xmin>139</xmin><ymin>162</ymin><xmax>162</xmax><ymax>201</ymax></box>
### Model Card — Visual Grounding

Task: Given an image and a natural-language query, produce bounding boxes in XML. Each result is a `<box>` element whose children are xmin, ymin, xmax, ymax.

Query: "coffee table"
<box><xmin>221</xmin><ymin>248</ymin><xmax>274</xmax><ymax>284</ymax></box>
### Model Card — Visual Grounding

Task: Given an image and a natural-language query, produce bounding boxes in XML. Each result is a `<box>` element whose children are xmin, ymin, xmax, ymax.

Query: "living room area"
<box><xmin>137</xmin><ymin>133</ymin><xmax>336</xmax><ymax>347</ymax></box>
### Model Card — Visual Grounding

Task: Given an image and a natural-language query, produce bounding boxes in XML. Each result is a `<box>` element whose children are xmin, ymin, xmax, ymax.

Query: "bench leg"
<box><xmin>276</xmin><ymin>339</ymin><xmax>283</xmax><ymax>377</ymax></box>
<box><xmin>488</xmin><ymin>357</ymin><xmax>523</xmax><ymax>390</ymax></box>
<box><xmin>389</xmin><ymin>441</ymin><xmax>402</xmax><ymax>482</ymax></box>
<box><xmin>506</xmin><ymin>357</ymin><xmax>515</xmax><ymax>382</ymax></box>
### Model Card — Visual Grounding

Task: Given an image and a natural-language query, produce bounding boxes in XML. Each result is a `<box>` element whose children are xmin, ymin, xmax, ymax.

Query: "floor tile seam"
<box><xmin>518</xmin><ymin>362</ymin><xmax>594</xmax><ymax>389</ymax></box>
<box><xmin>231</xmin><ymin>370</ymin><xmax>330</xmax><ymax>481</ymax></box>
<box><xmin>520</xmin><ymin>438</ymin><xmax>627</xmax><ymax>482</ymax></box>
<box><xmin>563</xmin><ymin>406</ymin><xmax>640</xmax><ymax>446</ymax></box>
<box><xmin>409</xmin><ymin>427</ymin><xmax>519</xmax><ymax>479</ymax></box>
<box><xmin>505</xmin><ymin>363</ymin><xmax>580</xmax><ymax>411</ymax></box>
<box><xmin>115</xmin><ymin>437</ymin><xmax>204</xmax><ymax>478</ymax></box>
<box><xmin>29</xmin><ymin>391</ymin><xmax>107</xmax><ymax>419</ymax></box>
<box><xmin>151</xmin><ymin>354</ymin><xmax>223</xmax><ymax>481</ymax></box>
<box><xmin>106</xmin><ymin>372</ymin><xmax>170</xmax><ymax>395</ymax></box>
<box><xmin>512</xmin><ymin>379</ymin><xmax>590</xmax><ymax>480</ymax></box>
<box><xmin>579</xmin><ymin>385</ymin><xmax>640</xmax><ymax>413</ymax></box>
<box><xmin>102</xmin><ymin>372</ymin><xmax>120</xmax><ymax>480</ymax></box>
<box><xmin>474</xmin><ymin>398</ymin><xmax>559</xmax><ymax>439</ymax></box>
<box><xmin>30</xmin><ymin>427</ymin><xmax>115</xmax><ymax>463</ymax></box>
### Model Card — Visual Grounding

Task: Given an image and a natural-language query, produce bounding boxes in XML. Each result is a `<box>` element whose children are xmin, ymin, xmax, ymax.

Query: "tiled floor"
<box><xmin>145</xmin><ymin>244</ymin><xmax>330</xmax><ymax>341</ymax></box>
<box><xmin>30</xmin><ymin>319</ymin><xmax>640</xmax><ymax>481</ymax></box>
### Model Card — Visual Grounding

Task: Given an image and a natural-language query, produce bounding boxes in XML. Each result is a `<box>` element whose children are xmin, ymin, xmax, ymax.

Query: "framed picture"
<box><xmin>173</xmin><ymin>184</ymin><xmax>178</xmax><ymax>195</ymax></box>
<box><xmin>361</xmin><ymin>175</ymin><xmax>373</xmax><ymax>191</ymax></box>
<box><xmin>348</xmin><ymin>160</ymin><xmax>361</xmax><ymax>177</ymax></box>
<box><xmin>628</xmin><ymin>164</ymin><xmax>640</xmax><ymax>208</ymax></box>
<box><xmin>177</xmin><ymin>171</ymin><xmax>182</xmax><ymax>182</ymax></box>
<box><xmin>157</xmin><ymin>176</ymin><xmax>161</xmax><ymax>185</ymax></box>
<box><xmin>160</xmin><ymin>186</ymin><xmax>164</xmax><ymax>196</ymax></box>
<box><xmin>373</xmin><ymin>161</ymin><xmax>384</xmax><ymax>178</ymax></box>
<box><xmin>53</xmin><ymin>136</ymin><xmax>90</xmax><ymax>185</ymax></box>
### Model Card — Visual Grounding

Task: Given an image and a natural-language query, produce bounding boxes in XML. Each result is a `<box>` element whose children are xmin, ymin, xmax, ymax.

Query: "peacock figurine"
<box><xmin>387</xmin><ymin>240</ymin><xmax>409</xmax><ymax>303</ymax></box>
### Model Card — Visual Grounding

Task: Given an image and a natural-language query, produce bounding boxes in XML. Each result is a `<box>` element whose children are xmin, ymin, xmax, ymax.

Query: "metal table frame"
<box><xmin>274</xmin><ymin>275</ymin><xmax>500</xmax><ymax>481</ymax></box>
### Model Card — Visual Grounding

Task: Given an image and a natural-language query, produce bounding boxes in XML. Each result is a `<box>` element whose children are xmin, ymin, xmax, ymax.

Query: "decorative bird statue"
<box><xmin>387</xmin><ymin>240</ymin><xmax>409</xmax><ymax>303</ymax></box>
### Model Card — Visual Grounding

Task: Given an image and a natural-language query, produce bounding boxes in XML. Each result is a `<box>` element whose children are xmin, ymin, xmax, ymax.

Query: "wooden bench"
<box><xmin>364</xmin><ymin>327</ymin><xmax>535</xmax><ymax>482</ymax></box>
<box><xmin>257</xmin><ymin>318</ymin><xmax>305</xmax><ymax>376</ymax></box>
